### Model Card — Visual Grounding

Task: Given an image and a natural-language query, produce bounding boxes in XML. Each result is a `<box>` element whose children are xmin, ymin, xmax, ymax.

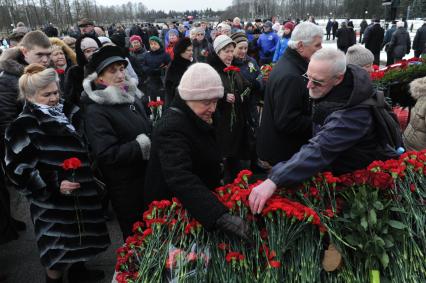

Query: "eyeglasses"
<box><xmin>302</xmin><ymin>72</ymin><xmax>327</xmax><ymax>87</ymax></box>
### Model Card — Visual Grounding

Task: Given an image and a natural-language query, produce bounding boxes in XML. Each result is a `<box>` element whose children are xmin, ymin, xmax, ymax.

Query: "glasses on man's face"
<box><xmin>302</xmin><ymin>72</ymin><xmax>327</xmax><ymax>87</ymax></box>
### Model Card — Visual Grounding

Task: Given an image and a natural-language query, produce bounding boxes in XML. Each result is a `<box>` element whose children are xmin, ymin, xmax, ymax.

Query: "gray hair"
<box><xmin>311</xmin><ymin>48</ymin><xmax>347</xmax><ymax>76</ymax></box>
<box><xmin>288</xmin><ymin>22</ymin><xmax>324</xmax><ymax>49</ymax></box>
<box><xmin>19</xmin><ymin>64</ymin><xmax>59</xmax><ymax>101</ymax></box>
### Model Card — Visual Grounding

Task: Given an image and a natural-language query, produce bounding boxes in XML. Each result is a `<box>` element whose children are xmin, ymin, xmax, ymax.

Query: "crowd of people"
<box><xmin>0</xmin><ymin>15</ymin><xmax>425</xmax><ymax>283</ymax></box>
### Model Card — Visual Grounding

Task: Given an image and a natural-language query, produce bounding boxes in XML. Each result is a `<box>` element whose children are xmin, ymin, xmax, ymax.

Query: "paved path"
<box><xmin>0</xmin><ymin>189</ymin><xmax>122</xmax><ymax>283</ymax></box>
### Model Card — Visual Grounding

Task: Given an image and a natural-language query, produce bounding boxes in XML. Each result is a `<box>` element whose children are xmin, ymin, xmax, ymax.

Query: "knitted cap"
<box><xmin>230</xmin><ymin>32</ymin><xmax>248</xmax><ymax>44</ymax></box>
<box><xmin>129</xmin><ymin>35</ymin><xmax>142</xmax><ymax>43</ymax></box>
<box><xmin>80</xmin><ymin>37</ymin><xmax>99</xmax><ymax>51</ymax></box>
<box><xmin>346</xmin><ymin>44</ymin><xmax>374</xmax><ymax>67</ymax></box>
<box><xmin>149</xmin><ymin>36</ymin><xmax>162</xmax><ymax>48</ymax></box>
<box><xmin>213</xmin><ymin>34</ymin><xmax>235</xmax><ymax>54</ymax></box>
<box><xmin>283</xmin><ymin>21</ymin><xmax>295</xmax><ymax>32</ymax></box>
<box><xmin>178</xmin><ymin>63</ymin><xmax>224</xmax><ymax>101</ymax></box>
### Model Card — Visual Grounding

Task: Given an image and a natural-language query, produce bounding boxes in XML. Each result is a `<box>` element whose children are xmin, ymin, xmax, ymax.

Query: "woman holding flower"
<box><xmin>81</xmin><ymin>46</ymin><xmax>151</xmax><ymax>240</ymax></box>
<box><xmin>208</xmin><ymin>35</ymin><xmax>252</xmax><ymax>183</ymax></box>
<box><xmin>4</xmin><ymin>64</ymin><xmax>109</xmax><ymax>283</ymax></box>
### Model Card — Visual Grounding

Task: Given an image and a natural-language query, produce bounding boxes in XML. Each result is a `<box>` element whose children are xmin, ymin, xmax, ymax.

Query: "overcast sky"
<box><xmin>102</xmin><ymin>0</ymin><xmax>233</xmax><ymax>12</ymax></box>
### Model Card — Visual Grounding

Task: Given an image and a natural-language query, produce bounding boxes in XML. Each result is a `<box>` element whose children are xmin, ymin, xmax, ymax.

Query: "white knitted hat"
<box><xmin>213</xmin><ymin>34</ymin><xmax>235</xmax><ymax>54</ymax></box>
<box><xmin>178</xmin><ymin>63</ymin><xmax>224</xmax><ymax>101</ymax></box>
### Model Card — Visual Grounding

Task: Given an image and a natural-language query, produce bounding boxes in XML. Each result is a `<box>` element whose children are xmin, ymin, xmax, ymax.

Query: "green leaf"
<box><xmin>373</xmin><ymin>201</ymin><xmax>384</xmax><ymax>211</ymax></box>
<box><xmin>387</xmin><ymin>220</ymin><xmax>407</xmax><ymax>230</ymax></box>
<box><xmin>380</xmin><ymin>252</ymin><xmax>389</xmax><ymax>268</ymax></box>
<box><xmin>384</xmin><ymin>235</ymin><xmax>394</xmax><ymax>248</ymax></box>
<box><xmin>374</xmin><ymin>235</ymin><xmax>385</xmax><ymax>247</ymax></box>
<box><xmin>361</xmin><ymin>216</ymin><xmax>368</xmax><ymax>230</ymax></box>
<box><xmin>369</xmin><ymin>209</ymin><xmax>377</xmax><ymax>226</ymax></box>
<box><xmin>389</xmin><ymin>206</ymin><xmax>406</xmax><ymax>213</ymax></box>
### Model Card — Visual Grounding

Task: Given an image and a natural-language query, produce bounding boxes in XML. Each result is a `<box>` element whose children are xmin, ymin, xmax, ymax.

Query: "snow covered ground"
<box><xmin>316</xmin><ymin>19</ymin><xmax>422</xmax><ymax>67</ymax></box>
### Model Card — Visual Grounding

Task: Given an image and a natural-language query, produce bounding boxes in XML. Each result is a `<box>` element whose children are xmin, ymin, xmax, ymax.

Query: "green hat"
<box><xmin>149</xmin><ymin>36</ymin><xmax>162</xmax><ymax>48</ymax></box>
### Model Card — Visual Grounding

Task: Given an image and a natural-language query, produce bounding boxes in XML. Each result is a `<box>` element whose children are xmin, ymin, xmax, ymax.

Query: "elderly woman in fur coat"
<box><xmin>81</xmin><ymin>46</ymin><xmax>151</xmax><ymax>240</ymax></box>
<box><xmin>403</xmin><ymin>76</ymin><xmax>426</xmax><ymax>151</ymax></box>
<box><xmin>4</xmin><ymin>63</ymin><xmax>110</xmax><ymax>283</ymax></box>
<box><xmin>49</xmin><ymin>37</ymin><xmax>77</xmax><ymax>94</ymax></box>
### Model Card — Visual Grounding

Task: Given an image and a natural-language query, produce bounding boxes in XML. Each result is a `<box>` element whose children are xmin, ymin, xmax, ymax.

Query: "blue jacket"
<box><xmin>272</xmin><ymin>36</ymin><xmax>290</xmax><ymax>63</ymax></box>
<box><xmin>257</xmin><ymin>31</ymin><xmax>280</xmax><ymax>60</ymax></box>
<box><xmin>268</xmin><ymin>65</ymin><xmax>387</xmax><ymax>187</ymax></box>
<box><xmin>140</xmin><ymin>48</ymin><xmax>171</xmax><ymax>77</ymax></box>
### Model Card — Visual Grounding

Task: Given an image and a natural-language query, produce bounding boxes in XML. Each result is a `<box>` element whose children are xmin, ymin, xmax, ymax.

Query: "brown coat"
<box><xmin>403</xmin><ymin>76</ymin><xmax>426</xmax><ymax>151</ymax></box>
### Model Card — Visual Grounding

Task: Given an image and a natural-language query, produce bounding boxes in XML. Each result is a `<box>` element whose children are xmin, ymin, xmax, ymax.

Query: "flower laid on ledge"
<box><xmin>115</xmin><ymin>150</ymin><xmax>426</xmax><ymax>283</ymax></box>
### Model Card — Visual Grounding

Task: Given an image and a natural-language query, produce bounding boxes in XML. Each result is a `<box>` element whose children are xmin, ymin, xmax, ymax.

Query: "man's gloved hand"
<box><xmin>215</xmin><ymin>213</ymin><xmax>251</xmax><ymax>242</ymax></box>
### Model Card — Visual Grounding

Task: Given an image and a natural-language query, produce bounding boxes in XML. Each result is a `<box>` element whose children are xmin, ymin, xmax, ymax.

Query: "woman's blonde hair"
<box><xmin>18</xmin><ymin>63</ymin><xmax>59</xmax><ymax>101</ymax></box>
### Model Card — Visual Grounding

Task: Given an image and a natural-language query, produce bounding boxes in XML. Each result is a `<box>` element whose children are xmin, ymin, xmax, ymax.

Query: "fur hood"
<box><xmin>49</xmin><ymin>37</ymin><xmax>77</xmax><ymax>65</ymax></box>
<box><xmin>0</xmin><ymin>47</ymin><xmax>25</xmax><ymax>76</ymax></box>
<box><xmin>82</xmin><ymin>72</ymin><xmax>142</xmax><ymax>105</ymax></box>
<box><xmin>409</xmin><ymin>76</ymin><xmax>426</xmax><ymax>100</ymax></box>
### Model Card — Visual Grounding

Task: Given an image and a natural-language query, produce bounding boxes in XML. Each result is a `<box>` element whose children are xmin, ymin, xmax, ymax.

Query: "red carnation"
<box><xmin>269</xmin><ymin>260</ymin><xmax>281</xmax><ymax>268</ymax></box>
<box><xmin>62</xmin><ymin>157</ymin><xmax>82</xmax><ymax>170</ymax></box>
<box><xmin>55</xmin><ymin>69</ymin><xmax>65</xmax><ymax>75</ymax></box>
<box><xmin>225</xmin><ymin>251</ymin><xmax>245</xmax><ymax>262</ymax></box>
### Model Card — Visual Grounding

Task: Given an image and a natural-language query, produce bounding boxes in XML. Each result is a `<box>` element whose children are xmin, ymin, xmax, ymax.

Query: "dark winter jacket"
<box><xmin>336</xmin><ymin>27</ymin><xmax>356</xmax><ymax>53</ymax></box>
<box><xmin>0</xmin><ymin>48</ymin><xmax>25</xmax><ymax>148</ymax></box>
<box><xmin>257</xmin><ymin>31</ymin><xmax>280</xmax><ymax>61</ymax></box>
<box><xmin>326</xmin><ymin>20</ymin><xmax>333</xmax><ymax>32</ymax></box>
<box><xmin>141</xmin><ymin>48</ymin><xmax>170</xmax><ymax>100</ymax></box>
<box><xmin>192</xmin><ymin>38</ymin><xmax>212</xmax><ymax>63</ymax></box>
<box><xmin>360</xmin><ymin>20</ymin><xmax>368</xmax><ymax>33</ymax></box>
<box><xmin>143</xmin><ymin>95</ymin><xmax>228</xmax><ymax>230</ymax></box>
<box><xmin>257</xmin><ymin>47</ymin><xmax>312</xmax><ymax>166</ymax></box>
<box><xmin>363</xmin><ymin>23</ymin><xmax>385</xmax><ymax>54</ymax></box>
<box><xmin>129</xmin><ymin>47</ymin><xmax>147</xmax><ymax>84</ymax></box>
<box><xmin>4</xmin><ymin>100</ymin><xmax>109</xmax><ymax>269</ymax></box>
<box><xmin>164</xmin><ymin>55</ymin><xmax>192</xmax><ymax>108</ymax></box>
<box><xmin>388</xmin><ymin>27</ymin><xmax>411</xmax><ymax>59</ymax></box>
<box><xmin>233</xmin><ymin>56</ymin><xmax>262</xmax><ymax>127</ymax></box>
<box><xmin>412</xmin><ymin>23</ymin><xmax>426</xmax><ymax>53</ymax></box>
<box><xmin>332</xmin><ymin>21</ymin><xmax>339</xmax><ymax>34</ymax></box>
<box><xmin>269</xmin><ymin>65</ymin><xmax>388</xmax><ymax>187</ymax></box>
<box><xmin>208</xmin><ymin>53</ymin><xmax>252</xmax><ymax>159</ymax></box>
<box><xmin>382</xmin><ymin>25</ymin><xmax>396</xmax><ymax>49</ymax></box>
<box><xmin>81</xmin><ymin>73</ymin><xmax>151</xmax><ymax>188</ymax></box>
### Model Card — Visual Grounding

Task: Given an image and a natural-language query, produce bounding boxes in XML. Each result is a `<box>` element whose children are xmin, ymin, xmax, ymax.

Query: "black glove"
<box><xmin>215</xmin><ymin>213</ymin><xmax>251</xmax><ymax>242</ymax></box>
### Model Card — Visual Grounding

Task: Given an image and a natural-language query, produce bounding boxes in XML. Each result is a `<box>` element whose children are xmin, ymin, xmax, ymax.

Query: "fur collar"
<box><xmin>0</xmin><ymin>47</ymin><xmax>26</xmax><ymax>76</ymax></box>
<box><xmin>83</xmin><ymin>72</ymin><xmax>142</xmax><ymax>105</ymax></box>
<box><xmin>410</xmin><ymin>76</ymin><xmax>426</xmax><ymax>100</ymax></box>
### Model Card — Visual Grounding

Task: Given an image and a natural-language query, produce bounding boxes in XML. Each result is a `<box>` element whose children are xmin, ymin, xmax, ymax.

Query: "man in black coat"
<box><xmin>332</xmin><ymin>19</ymin><xmax>339</xmax><ymax>40</ymax></box>
<box><xmin>413</xmin><ymin>19</ymin><xmax>426</xmax><ymax>58</ymax></box>
<box><xmin>257</xmin><ymin>22</ymin><xmax>323</xmax><ymax>167</ymax></box>
<box><xmin>363</xmin><ymin>19</ymin><xmax>384</xmax><ymax>65</ymax></box>
<box><xmin>382</xmin><ymin>21</ymin><xmax>397</xmax><ymax>66</ymax></box>
<box><xmin>0</xmin><ymin>31</ymin><xmax>52</xmax><ymax>240</ymax></box>
<box><xmin>359</xmin><ymin>19</ymin><xmax>368</xmax><ymax>43</ymax></box>
<box><xmin>249</xmin><ymin>48</ymin><xmax>395</xmax><ymax>214</ymax></box>
<box><xmin>388</xmin><ymin>22</ymin><xmax>411</xmax><ymax>63</ymax></box>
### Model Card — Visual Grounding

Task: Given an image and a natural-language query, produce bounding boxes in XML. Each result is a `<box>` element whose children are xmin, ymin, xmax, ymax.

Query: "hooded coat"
<box><xmin>81</xmin><ymin>73</ymin><xmax>151</xmax><ymax>239</ymax></box>
<box><xmin>403</xmin><ymin>77</ymin><xmax>426</xmax><ymax>151</ymax></box>
<box><xmin>269</xmin><ymin>65</ymin><xmax>388</xmax><ymax>187</ymax></box>
<box><xmin>4</xmin><ymin>100</ymin><xmax>110</xmax><ymax>269</ymax></box>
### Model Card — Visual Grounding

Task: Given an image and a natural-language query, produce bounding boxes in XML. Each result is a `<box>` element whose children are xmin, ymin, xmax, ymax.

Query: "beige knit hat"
<box><xmin>346</xmin><ymin>44</ymin><xmax>374</xmax><ymax>67</ymax></box>
<box><xmin>178</xmin><ymin>63</ymin><xmax>224</xmax><ymax>101</ymax></box>
<box><xmin>213</xmin><ymin>34</ymin><xmax>235</xmax><ymax>54</ymax></box>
